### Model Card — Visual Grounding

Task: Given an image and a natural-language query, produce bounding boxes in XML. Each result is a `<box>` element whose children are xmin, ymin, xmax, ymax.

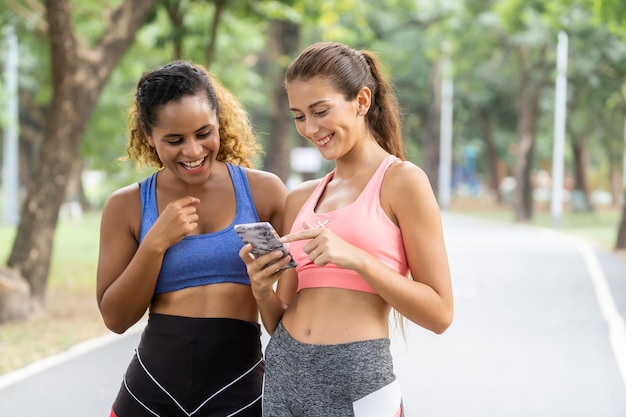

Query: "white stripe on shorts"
<box><xmin>352</xmin><ymin>379</ymin><xmax>403</xmax><ymax>417</ymax></box>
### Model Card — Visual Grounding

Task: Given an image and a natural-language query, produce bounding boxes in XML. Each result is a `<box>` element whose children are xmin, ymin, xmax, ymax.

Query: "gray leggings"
<box><xmin>263</xmin><ymin>321</ymin><xmax>404</xmax><ymax>417</ymax></box>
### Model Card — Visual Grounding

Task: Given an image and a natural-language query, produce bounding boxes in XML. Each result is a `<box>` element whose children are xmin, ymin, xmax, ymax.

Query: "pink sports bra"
<box><xmin>289</xmin><ymin>154</ymin><xmax>409</xmax><ymax>294</ymax></box>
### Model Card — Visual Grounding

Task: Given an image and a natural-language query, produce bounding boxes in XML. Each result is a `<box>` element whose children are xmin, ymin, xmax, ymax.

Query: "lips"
<box><xmin>315</xmin><ymin>133</ymin><xmax>334</xmax><ymax>146</ymax></box>
<box><xmin>180</xmin><ymin>156</ymin><xmax>206</xmax><ymax>170</ymax></box>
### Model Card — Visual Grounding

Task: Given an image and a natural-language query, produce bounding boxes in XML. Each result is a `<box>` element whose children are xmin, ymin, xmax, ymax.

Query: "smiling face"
<box><xmin>286</xmin><ymin>77</ymin><xmax>367</xmax><ymax>160</ymax></box>
<box><xmin>147</xmin><ymin>94</ymin><xmax>220</xmax><ymax>185</ymax></box>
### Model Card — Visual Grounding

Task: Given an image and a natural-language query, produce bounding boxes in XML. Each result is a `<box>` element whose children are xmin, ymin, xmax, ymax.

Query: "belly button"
<box><xmin>305</xmin><ymin>328</ymin><xmax>311</xmax><ymax>336</ymax></box>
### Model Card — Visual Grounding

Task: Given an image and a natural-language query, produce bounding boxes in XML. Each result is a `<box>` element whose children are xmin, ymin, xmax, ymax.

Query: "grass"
<box><xmin>448</xmin><ymin>197</ymin><xmax>623</xmax><ymax>252</ymax></box>
<box><xmin>0</xmin><ymin>211</ymin><xmax>108</xmax><ymax>375</ymax></box>
<box><xmin>0</xmin><ymin>198</ymin><xmax>623</xmax><ymax>376</ymax></box>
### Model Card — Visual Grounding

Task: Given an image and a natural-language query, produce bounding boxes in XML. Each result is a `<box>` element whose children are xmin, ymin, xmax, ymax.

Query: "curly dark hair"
<box><xmin>124</xmin><ymin>60</ymin><xmax>261</xmax><ymax>169</ymax></box>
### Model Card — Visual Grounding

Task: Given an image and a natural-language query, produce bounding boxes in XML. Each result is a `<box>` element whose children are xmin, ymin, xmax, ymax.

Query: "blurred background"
<box><xmin>0</xmin><ymin>0</ymin><xmax>625</xmax><ymax>378</ymax></box>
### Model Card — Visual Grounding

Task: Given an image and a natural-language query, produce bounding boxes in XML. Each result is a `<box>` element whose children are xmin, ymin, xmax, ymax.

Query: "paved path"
<box><xmin>395</xmin><ymin>214</ymin><xmax>626</xmax><ymax>416</ymax></box>
<box><xmin>1</xmin><ymin>212</ymin><xmax>625</xmax><ymax>416</ymax></box>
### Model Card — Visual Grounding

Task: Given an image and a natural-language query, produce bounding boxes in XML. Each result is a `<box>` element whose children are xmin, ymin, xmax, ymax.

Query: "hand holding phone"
<box><xmin>234</xmin><ymin>222</ymin><xmax>297</xmax><ymax>270</ymax></box>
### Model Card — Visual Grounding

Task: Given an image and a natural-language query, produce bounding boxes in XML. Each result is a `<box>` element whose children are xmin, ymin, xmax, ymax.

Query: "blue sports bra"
<box><xmin>138</xmin><ymin>163</ymin><xmax>259</xmax><ymax>293</ymax></box>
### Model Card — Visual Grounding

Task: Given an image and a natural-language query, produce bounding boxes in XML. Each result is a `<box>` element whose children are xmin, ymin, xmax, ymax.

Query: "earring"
<box><xmin>357</xmin><ymin>112</ymin><xmax>363</xmax><ymax>116</ymax></box>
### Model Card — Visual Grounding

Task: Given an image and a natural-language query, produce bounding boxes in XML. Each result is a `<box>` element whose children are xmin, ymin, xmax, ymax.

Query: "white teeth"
<box><xmin>181</xmin><ymin>157</ymin><xmax>205</xmax><ymax>169</ymax></box>
<box><xmin>317</xmin><ymin>134</ymin><xmax>333</xmax><ymax>146</ymax></box>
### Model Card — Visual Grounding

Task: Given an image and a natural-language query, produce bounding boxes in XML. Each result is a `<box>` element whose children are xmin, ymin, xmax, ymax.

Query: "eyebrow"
<box><xmin>289</xmin><ymin>99</ymin><xmax>331</xmax><ymax>113</ymax></box>
<box><xmin>161</xmin><ymin>124</ymin><xmax>213</xmax><ymax>138</ymax></box>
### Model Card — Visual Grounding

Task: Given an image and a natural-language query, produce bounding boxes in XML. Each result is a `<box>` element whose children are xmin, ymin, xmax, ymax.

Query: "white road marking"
<box><xmin>547</xmin><ymin>230</ymin><xmax>626</xmax><ymax>388</ymax></box>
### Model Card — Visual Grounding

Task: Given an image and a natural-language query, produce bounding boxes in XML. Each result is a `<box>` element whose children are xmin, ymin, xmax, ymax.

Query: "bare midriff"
<box><xmin>281</xmin><ymin>288</ymin><xmax>391</xmax><ymax>344</ymax></box>
<box><xmin>150</xmin><ymin>283</ymin><xmax>259</xmax><ymax>322</ymax></box>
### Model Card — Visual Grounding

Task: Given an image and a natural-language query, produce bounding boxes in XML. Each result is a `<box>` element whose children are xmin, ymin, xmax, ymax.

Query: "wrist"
<box><xmin>252</xmin><ymin>286</ymin><xmax>275</xmax><ymax>303</ymax></box>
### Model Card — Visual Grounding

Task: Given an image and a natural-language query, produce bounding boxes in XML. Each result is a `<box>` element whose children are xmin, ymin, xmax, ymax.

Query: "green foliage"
<box><xmin>79</xmin><ymin>0</ymin><xmax>275</xmax><ymax>205</ymax></box>
<box><xmin>563</xmin><ymin>8</ymin><xmax>626</xmax><ymax>186</ymax></box>
<box><xmin>3</xmin><ymin>0</ymin><xmax>626</xmax><ymax>208</ymax></box>
<box><xmin>68</xmin><ymin>0</ymin><xmax>124</xmax><ymax>44</ymax></box>
<box><xmin>444</xmin><ymin>1</ymin><xmax>587</xmax><ymax>188</ymax></box>
<box><xmin>252</xmin><ymin>0</ymin><xmax>301</xmax><ymax>21</ymax></box>
<box><xmin>593</xmin><ymin>0</ymin><xmax>626</xmax><ymax>37</ymax></box>
<box><xmin>0</xmin><ymin>7</ymin><xmax>51</xmax><ymax>107</ymax></box>
<box><xmin>494</xmin><ymin>0</ymin><xmax>548</xmax><ymax>32</ymax></box>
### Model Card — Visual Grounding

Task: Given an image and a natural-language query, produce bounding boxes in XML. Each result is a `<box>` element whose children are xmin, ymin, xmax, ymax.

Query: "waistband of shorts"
<box><xmin>145</xmin><ymin>312</ymin><xmax>261</xmax><ymax>337</ymax></box>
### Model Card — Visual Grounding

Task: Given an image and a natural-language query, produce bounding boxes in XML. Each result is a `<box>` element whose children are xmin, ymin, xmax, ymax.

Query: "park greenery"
<box><xmin>0</xmin><ymin>0</ymin><xmax>625</xmax><ymax>324</ymax></box>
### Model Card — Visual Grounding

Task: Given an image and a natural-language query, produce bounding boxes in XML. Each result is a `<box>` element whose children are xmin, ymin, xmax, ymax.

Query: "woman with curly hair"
<box><xmin>97</xmin><ymin>60</ymin><xmax>286</xmax><ymax>417</ymax></box>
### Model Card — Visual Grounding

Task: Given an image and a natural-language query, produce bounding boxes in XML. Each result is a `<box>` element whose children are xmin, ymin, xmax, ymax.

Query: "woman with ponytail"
<box><xmin>240</xmin><ymin>42</ymin><xmax>453</xmax><ymax>416</ymax></box>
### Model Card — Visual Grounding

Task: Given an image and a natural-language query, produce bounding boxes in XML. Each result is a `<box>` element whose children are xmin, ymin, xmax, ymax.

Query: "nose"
<box><xmin>303</xmin><ymin>118</ymin><xmax>319</xmax><ymax>137</ymax></box>
<box><xmin>183</xmin><ymin>139</ymin><xmax>204</xmax><ymax>157</ymax></box>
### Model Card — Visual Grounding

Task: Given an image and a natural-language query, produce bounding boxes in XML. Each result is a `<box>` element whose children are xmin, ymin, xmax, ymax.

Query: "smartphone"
<box><xmin>234</xmin><ymin>222</ymin><xmax>297</xmax><ymax>270</ymax></box>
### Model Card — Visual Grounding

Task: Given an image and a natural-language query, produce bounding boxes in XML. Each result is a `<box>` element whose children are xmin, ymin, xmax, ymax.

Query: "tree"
<box><xmin>263</xmin><ymin>19</ymin><xmax>300</xmax><ymax>182</ymax></box>
<box><xmin>564</xmin><ymin>11</ymin><xmax>626</xmax><ymax>213</ymax></box>
<box><xmin>495</xmin><ymin>2</ymin><xmax>558</xmax><ymax>222</ymax></box>
<box><xmin>591</xmin><ymin>0</ymin><xmax>626</xmax><ymax>250</ymax></box>
<box><xmin>450</xmin><ymin>3</ymin><xmax>521</xmax><ymax>203</ymax></box>
<box><xmin>6</xmin><ymin>0</ymin><xmax>157</xmax><ymax>314</ymax></box>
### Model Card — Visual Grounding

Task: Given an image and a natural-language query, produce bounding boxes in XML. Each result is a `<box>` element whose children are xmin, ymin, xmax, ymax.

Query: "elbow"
<box><xmin>430</xmin><ymin>307</ymin><xmax>454</xmax><ymax>335</ymax></box>
<box><xmin>107</xmin><ymin>323</ymin><xmax>131</xmax><ymax>335</ymax></box>
<box><xmin>103</xmin><ymin>316</ymin><xmax>132</xmax><ymax>335</ymax></box>
<box><xmin>431</xmin><ymin>292</ymin><xmax>454</xmax><ymax>334</ymax></box>
<box><xmin>98</xmin><ymin>296</ymin><xmax>142</xmax><ymax>334</ymax></box>
<box><xmin>431</xmin><ymin>319</ymin><xmax>452</xmax><ymax>335</ymax></box>
<box><xmin>99</xmin><ymin>304</ymin><xmax>135</xmax><ymax>334</ymax></box>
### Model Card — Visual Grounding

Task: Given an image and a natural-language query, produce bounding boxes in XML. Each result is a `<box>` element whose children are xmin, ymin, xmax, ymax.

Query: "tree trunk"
<box><xmin>422</xmin><ymin>59</ymin><xmax>442</xmax><ymax>196</ymax></box>
<box><xmin>571</xmin><ymin>138</ymin><xmax>593</xmax><ymax>212</ymax></box>
<box><xmin>205</xmin><ymin>0</ymin><xmax>225</xmax><ymax>67</ymax></box>
<box><xmin>163</xmin><ymin>0</ymin><xmax>184</xmax><ymax>59</ymax></box>
<box><xmin>616</xmin><ymin>196</ymin><xmax>626</xmax><ymax>250</ymax></box>
<box><xmin>7</xmin><ymin>0</ymin><xmax>157</xmax><ymax>308</ymax></box>
<box><xmin>0</xmin><ymin>267</ymin><xmax>32</xmax><ymax>324</ymax></box>
<box><xmin>509</xmin><ymin>42</ymin><xmax>551</xmax><ymax>222</ymax></box>
<box><xmin>478</xmin><ymin>108</ymin><xmax>502</xmax><ymax>202</ymax></box>
<box><xmin>64</xmin><ymin>159</ymin><xmax>88</xmax><ymax>214</ymax></box>
<box><xmin>263</xmin><ymin>20</ymin><xmax>299</xmax><ymax>182</ymax></box>
<box><xmin>610</xmin><ymin>163</ymin><xmax>622</xmax><ymax>208</ymax></box>
<box><xmin>512</xmin><ymin>86</ymin><xmax>541</xmax><ymax>222</ymax></box>
<box><xmin>18</xmin><ymin>89</ymin><xmax>47</xmax><ymax>189</ymax></box>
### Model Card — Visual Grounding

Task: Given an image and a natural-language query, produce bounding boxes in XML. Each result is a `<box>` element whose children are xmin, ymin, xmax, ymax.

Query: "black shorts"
<box><xmin>110</xmin><ymin>313</ymin><xmax>264</xmax><ymax>417</ymax></box>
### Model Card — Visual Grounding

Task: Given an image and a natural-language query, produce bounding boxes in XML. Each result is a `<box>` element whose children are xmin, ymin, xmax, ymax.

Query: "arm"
<box><xmin>380</xmin><ymin>162</ymin><xmax>454</xmax><ymax>334</ymax></box>
<box><xmin>240</xmin><ymin>177</ymin><xmax>315</xmax><ymax>334</ymax></box>
<box><xmin>364</xmin><ymin>162</ymin><xmax>453</xmax><ymax>333</ymax></box>
<box><xmin>238</xmin><ymin>245</ymin><xmax>296</xmax><ymax>334</ymax></box>
<box><xmin>246</xmin><ymin>168</ymin><xmax>288</xmax><ymax>235</ymax></box>
<box><xmin>96</xmin><ymin>185</ymin><xmax>200</xmax><ymax>334</ymax></box>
